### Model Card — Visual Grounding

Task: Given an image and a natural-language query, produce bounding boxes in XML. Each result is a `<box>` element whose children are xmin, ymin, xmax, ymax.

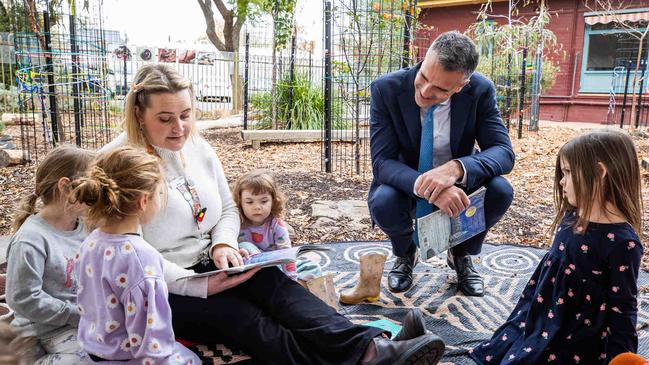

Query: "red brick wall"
<box><xmin>416</xmin><ymin>0</ymin><xmax>649</xmax><ymax>123</ymax></box>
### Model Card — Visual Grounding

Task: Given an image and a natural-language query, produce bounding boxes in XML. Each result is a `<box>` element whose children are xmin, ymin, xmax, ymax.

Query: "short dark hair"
<box><xmin>427</xmin><ymin>31</ymin><xmax>479</xmax><ymax>79</ymax></box>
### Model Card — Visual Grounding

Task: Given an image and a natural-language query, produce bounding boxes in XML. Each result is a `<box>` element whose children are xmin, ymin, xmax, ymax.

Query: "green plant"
<box><xmin>250</xmin><ymin>73</ymin><xmax>347</xmax><ymax>130</ymax></box>
<box><xmin>476</xmin><ymin>54</ymin><xmax>559</xmax><ymax>94</ymax></box>
<box><xmin>466</xmin><ymin>0</ymin><xmax>563</xmax><ymax>95</ymax></box>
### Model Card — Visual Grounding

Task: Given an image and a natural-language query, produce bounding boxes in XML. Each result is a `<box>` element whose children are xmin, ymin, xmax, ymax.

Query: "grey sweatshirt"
<box><xmin>6</xmin><ymin>215</ymin><xmax>84</xmax><ymax>338</ymax></box>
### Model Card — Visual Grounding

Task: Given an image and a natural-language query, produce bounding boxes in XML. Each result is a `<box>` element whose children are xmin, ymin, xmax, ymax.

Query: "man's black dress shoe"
<box><xmin>388</xmin><ymin>249</ymin><xmax>418</xmax><ymax>293</ymax></box>
<box><xmin>447</xmin><ymin>250</ymin><xmax>484</xmax><ymax>297</ymax></box>
<box><xmin>361</xmin><ymin>333</ymin><xmax>445</xmax><ymax>365</ymax></box>
<box><xmin>393</xmin><ymin>308</ymin><xmax>426</xmax><ymax>341</ymax></box>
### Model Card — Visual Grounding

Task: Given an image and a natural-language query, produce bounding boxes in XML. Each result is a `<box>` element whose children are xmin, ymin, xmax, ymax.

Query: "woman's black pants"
<box><xmin>169</xmin><ymin>265</ymin><xmax>383</xmax><ymax>365</ymax></box>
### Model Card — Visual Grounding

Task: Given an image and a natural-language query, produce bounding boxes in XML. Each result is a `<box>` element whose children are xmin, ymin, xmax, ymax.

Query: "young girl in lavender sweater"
<box><xmin>70</xmin><ymin>146</ymin><xmax>200</xmax><ymax>365</ymax></box>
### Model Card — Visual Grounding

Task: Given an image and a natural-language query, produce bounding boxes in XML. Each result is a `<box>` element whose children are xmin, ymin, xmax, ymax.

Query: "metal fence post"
<box><xmin>308</xmin><ymin>51</ymin><xmax>313</xmax><ymax>84</ymax></box>
<box><xmin>324</xmin><ymin>0</ymin><xmax>332</xmax><ymax>173</ymax></box>
<box><xmin>243</xmin><ymin>32</ymin><xmax>250</xmax><ymax>130</ymax></box>
<box><xmin>518</xmin><ymin>47</ymin><xmax>527</xmax><ymax>139</ymax></box>
<box><xmin>43</xmin><ymin>11</ymin><xmax>60</xmax><ymax>145</ymax></box>
<box><xmin>529</xmin><ymin>44</ymin><xmax>542</xmax><ymax>132</ymax></box>
<box><xmin>69</xmin><ymin>1</ymin><xmax>83</xmax><ymax>146</ymax></box>
<box><xmin>620</xmin><ymin>60</ymin><xmax>633</xmax><ymax>129</ymax></box>
<box><xmin>122</xmin><ymin>50</ymin><xmax>127</xmax><ymax>96</ymax></box>
<box><xmin>505</xmin><ymin>51</ymin><xmax>512</xmax><ymax>131</ymax></box>
<box><xmin>401</xmin><ymin>0</ymin><xmax>413</xmax><ymax>68</ymax></box>
<box><xmin>287</xmin><ymin>29</ymin><xmax>296</xmax><ymax>129</ymax></box>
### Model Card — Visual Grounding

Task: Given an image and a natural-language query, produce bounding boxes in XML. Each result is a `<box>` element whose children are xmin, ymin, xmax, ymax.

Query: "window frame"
<box><xmin>579</xmin><ymin>8</ymin><xmax>649</xmax><ymax>94</ymax></box>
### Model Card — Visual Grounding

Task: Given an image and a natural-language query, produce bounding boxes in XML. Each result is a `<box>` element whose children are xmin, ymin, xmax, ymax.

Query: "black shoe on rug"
<box><xmin>388</xmin><ymin>249</ymin><xmax>418</xmax><ymax>293</ymax></box>
<box><xmin>361</xmin><ymin>333</ymin><xmax>445</xmax><ymax>365</ymax></box>
<box><xmin>447</xmin><ymin>250</ymin><xmax>484</xmax><ymax>297</ymax></box>
<box><xmin>393</xmin><ymin>308</ymin><xmax>426</xmax><ymax>341</ymax></box>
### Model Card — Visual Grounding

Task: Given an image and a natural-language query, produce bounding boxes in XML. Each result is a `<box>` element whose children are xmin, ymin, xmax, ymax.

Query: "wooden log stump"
<box><xmin>0</xmin><ymin>149</ymin><xmax>25</xmax><ymax>167</ymax></box>
<box><xmin>1</xmin><ymin>113</ymin><xmax>39</xmax><ymax>126</ymax></box>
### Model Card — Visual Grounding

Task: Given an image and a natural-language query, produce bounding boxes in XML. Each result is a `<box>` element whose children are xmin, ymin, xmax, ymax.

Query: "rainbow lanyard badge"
<box><xmin>170</xmin><ymin>175</ymin><xmax>207</xmax><ymax>227</ymax></box>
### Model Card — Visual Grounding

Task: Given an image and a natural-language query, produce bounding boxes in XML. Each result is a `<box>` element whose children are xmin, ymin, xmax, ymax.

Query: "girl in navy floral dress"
<box><xmin>470</xmin><ymin>129</ymin><xmax>643</xmax><ymax>365</ymax></box>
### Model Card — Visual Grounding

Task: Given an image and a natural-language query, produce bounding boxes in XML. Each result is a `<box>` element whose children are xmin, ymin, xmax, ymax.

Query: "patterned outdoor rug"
<box><xmin>194</xmin><ymin>241</ymin><xmax>649</xmax><ymax>364</ymax></box>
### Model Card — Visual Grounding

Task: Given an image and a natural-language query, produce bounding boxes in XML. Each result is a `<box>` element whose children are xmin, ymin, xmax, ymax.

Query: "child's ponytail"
<box><xmin>11</xmin><ymin>193</ymin><xmax>38</xmax><ymax>233</ymax></box>
<box><xmin>70</xmin><ymin>166</ymin><xmax>124</xmax><ymax>218</ymax></box>
<box><xmin>10</xmin><ymin>146</ymin><xmax>94</xmax><ymax>233</ymax></box>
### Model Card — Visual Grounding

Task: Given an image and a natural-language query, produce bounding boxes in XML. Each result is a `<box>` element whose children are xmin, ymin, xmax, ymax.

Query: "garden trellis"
<box><xmin>11</xmin><ymin>0</ymin><xmax>114</xmax><ymax>161</ymax></box>
<box><xmin>323</xmin><ymin>0</ymin><xmax>417</xmax><ymax>175</ymax></box>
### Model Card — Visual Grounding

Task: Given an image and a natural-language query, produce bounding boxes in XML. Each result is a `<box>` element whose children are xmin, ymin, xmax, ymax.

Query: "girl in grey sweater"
<box><xmin>6</xmin><ymin>146</ymin><xmax>94</xmax><ymax>365</ymax></box>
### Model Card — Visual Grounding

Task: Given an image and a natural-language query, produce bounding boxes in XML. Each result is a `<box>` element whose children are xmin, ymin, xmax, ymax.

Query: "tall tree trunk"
<box><xmin>197</xmin><ymin>0</ymin><xmax>245</xmax><ymax>112</ymax></box>
<box><xmin>232</xmin><ymin>51</ymin><xmax>243</xmax><ymax>112</ymax></box>
<box><xmin>24</xmin><ymin>0</ymin><xmax>46</xmax><ymax>50</ymax></box>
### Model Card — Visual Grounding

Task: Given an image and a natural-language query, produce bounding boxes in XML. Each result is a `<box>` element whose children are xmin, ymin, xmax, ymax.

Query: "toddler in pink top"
<box><xmin>233</xmin><ymin>170</ymin><xmax>320</xmax><ymax>281</ymax></box>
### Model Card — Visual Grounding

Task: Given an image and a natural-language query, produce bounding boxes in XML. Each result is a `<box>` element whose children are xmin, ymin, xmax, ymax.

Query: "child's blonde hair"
<box><xmin>11</xmin><ymin>146</ymin><xmax>95</xmax><ymax>232</ymax></box>
<box><xmin>551</xmin><ymin>129</ymin><xmax>643</xmax><ymax>234</ymax></box>
<box><xmin>69</xmin><ymin>146</ymin><xmax>164</xmax><ymax>227</ymax></box>
<box><xmin>232</xmin><ymin>169</ymin><xmax>287</xmax><ymax>224</ymax></box>
<box><xmin>123</xmin><ymin>64</ymin><xmax>197</xmax><ymax>148</ymax></box>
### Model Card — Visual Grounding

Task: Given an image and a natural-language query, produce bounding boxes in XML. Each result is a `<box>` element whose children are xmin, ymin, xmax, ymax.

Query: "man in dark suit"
<box><xmin>368</xmin><ymin>31</ymin><xmax>515</xmax><ymax>296</ymax></box>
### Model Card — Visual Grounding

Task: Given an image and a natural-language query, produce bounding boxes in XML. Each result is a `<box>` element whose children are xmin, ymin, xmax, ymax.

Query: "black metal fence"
<box><xmin>5</xmin><ymin>0</ymin><xmax>548</xmax><ymax>176</ymax></box>
<box><xmin>607</xmin><ymin>58</ymin><xmax>649</xmax><ymax>129</ymax></box>
<box><xmin>480</xmin><ymin>46</ymin><xmax>542</xmax><ymax>138</ymax></box>
<box><xmin>322</xmin><ymin>0</ymin><xmax>417</xmax><ymax>175</ymax></box>
<box><xmin>11</xmin><ymin>0</ymin><xmax>114</xmax><ymax>162</ymax></box>
<box><xmin>243</xmin><ymin>31</ymin><xmax>323</xmax><ymax>130</ymax></box>
<box><xmin>0</xmin><ymin>32</ymin><xmax>19</xmax><ymax>114</ymax></box>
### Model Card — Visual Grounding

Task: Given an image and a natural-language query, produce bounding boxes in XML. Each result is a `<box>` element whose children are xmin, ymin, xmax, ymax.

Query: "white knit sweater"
<box><xmin>101</xmin><ymin>133</ymin><xmax>240</xmax><ymax>298</ymax></box>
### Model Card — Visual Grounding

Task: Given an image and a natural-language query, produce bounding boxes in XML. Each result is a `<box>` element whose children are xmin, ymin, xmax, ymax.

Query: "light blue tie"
<box><xmin>414</xmin><ymin>105</ymin><xmax>437</xmax><ymax>245</ymax></box>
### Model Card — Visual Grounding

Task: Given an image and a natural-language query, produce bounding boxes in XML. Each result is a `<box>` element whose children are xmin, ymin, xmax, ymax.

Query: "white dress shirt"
<box><xmin>413</xmin><ymin>98</ymin><xmax>468</xmax><ymax>196</ymax></box>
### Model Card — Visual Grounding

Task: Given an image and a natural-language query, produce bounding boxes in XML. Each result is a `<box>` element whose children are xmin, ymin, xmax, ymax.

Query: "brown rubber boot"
<box><xmin>340</xmin><ymin>252</ymin><xmax>387</xmax><ymax>305</ymax></box>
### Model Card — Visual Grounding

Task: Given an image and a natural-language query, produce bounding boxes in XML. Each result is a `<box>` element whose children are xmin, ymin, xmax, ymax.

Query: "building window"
<box><xmin>580</xmin><ymin>15</ymin><xmax>648</xmax><ymax>93</ymax></box>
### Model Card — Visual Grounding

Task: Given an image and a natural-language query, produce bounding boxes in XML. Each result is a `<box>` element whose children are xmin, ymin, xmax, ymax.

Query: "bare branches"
<box><xmin>211</xmin><ymin>0</ymin><xmax>231</xmax><ymax>19</ymax></box>
<box><xmin>197</xmin><ymin>0</ymin><xmax>227</xmax><ymax>51</ymax></box>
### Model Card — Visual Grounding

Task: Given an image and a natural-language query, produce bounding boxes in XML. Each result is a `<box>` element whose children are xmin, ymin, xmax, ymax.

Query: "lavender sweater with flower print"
<box><xmin>75</xmin><ymin>229</ymin><xmax>199</xmax><ymax>365</ymax></box>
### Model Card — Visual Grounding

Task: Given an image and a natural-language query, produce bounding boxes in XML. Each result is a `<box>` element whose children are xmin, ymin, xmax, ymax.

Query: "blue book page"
<box><xmin>176</xmin><ymin>245</ymin><xmax>331</xmax><ymax>280</ymax></box>
<box><xmin>244</xmin><ymin>247</ymin><xmax>300</xmax><ymax>265</ymax></box>
<box><xmin>448</xmin><ymin>188</ymin><xmax>486</xmax><ymax>246</ymax></box>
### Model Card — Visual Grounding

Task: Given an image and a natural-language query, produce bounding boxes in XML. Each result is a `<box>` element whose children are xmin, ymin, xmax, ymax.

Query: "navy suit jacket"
<box><xmin>369</xmin><ymin>63</ymin><xmax>515</xmax><ymax>199</ymax></box>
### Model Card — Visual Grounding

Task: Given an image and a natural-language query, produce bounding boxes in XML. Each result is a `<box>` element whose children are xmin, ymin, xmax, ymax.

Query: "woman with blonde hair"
<box><xmin>101</xmin><ymin>63</ymin><xmax>445</xmax><ymax>365</ymax></box>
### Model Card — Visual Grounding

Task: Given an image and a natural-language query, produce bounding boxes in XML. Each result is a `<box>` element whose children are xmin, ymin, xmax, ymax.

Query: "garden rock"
<box><xmin>0</xmin><ymin>135</ymin><xmax>15</xmax><ymax>150</ymax></box>
<box><xmin>311</xmin><ymin>200</ymin><xmax>369</xmax><ymax>231</ymax></box>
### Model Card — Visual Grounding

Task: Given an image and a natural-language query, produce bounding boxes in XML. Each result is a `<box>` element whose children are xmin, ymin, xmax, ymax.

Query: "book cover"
<box><xmin>363</xmin><ymin>319</ymin><xmax>402</xmax><ymax>339</ymax></box>
<box><xmin>416</xmin><ymin>187</ymin><xmax>486</xmax><ymax>261</ymax></box>
<box><xmin>176</xmin><ymin>245</ymin><xmax>331</xmax><ymax>280</ymax></box>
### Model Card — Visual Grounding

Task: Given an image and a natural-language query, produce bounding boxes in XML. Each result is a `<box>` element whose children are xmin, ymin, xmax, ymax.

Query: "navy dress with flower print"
<box><xmin>470</xmin><ymin>212</ymin><xmax>642</xmax><ymax>365</ymax></box>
